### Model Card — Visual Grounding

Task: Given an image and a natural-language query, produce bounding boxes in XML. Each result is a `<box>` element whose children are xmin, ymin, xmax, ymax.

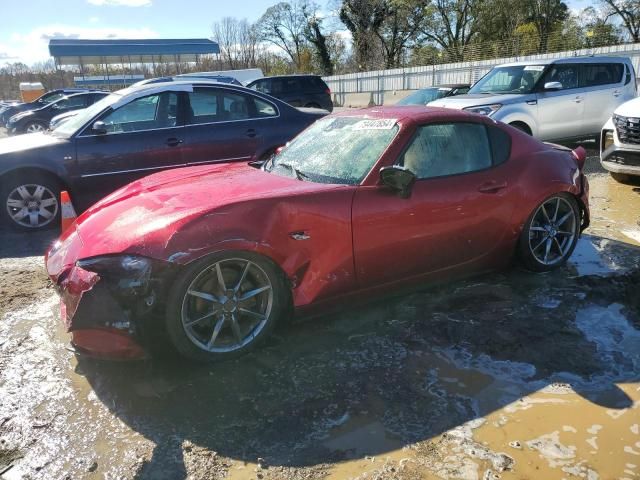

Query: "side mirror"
<box><xmin>544</xmin><ymin>81</ymin><xmax>563</xmax><ymax>91</ymax></box>
<box><xmin>380</xmin><ymin>165</ymin><xmax>416</xmax><ymax>199</ymax></box>
<box><xmin>92</xmin><ymin>121</ymin><xmax>107</xmax><ymax>135</ymax></box>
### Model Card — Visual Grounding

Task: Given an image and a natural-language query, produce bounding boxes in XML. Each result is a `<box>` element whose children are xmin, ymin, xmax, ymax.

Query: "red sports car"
<box><xmin>45</xmin><ymin>107</ymin><xmax>589</xmax><ymax>362</ymax></box>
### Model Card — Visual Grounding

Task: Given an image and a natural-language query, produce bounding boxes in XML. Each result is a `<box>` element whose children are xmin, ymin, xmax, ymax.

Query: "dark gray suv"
<box><xmin>247</xmin><ymin>75</ymin><xmax>333</xmax><ymax>112</ymax></box>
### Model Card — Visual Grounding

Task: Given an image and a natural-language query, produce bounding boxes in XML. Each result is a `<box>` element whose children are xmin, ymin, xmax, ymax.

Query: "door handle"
<box><xmin>574</xmin><ymin>96</ymin><xmax>583</xmax><ymax>103</ymax></box>
<box><xmin>478</xmin><ymin>181</ymin><xmax>507</xmax><ymax>194</ymax></box>
<box><xmin>613</xmin><ymin>90</ymin><xmax>621</xmax><ymax>97</ymax></box>
<box><xmin>246</xmin><ymin>128</ymin><xmax>257</xmax><ymax>138</ymax></box>
<box><xmin>166</xmin><ymin>138</ymin><xmax>183</xmax><ymax>147</ymax></box>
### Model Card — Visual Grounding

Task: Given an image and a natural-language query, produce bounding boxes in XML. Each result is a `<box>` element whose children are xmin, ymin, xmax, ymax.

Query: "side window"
<box><xmin>625</xmin><ymin>65</ymin><xmax>632</xmax><ymax>85</ymax></box>
<box><xmin>284</xmin><ymin>78</ymin><xmax>301</xmax><ymax>91</ymax></box>
<box><xmin>253</xmin><ymin>97</ymin><xmax>278</xmax><ymax>118</ymax></box>
<box><xmin>54</xmin><ymin>96</ymin><xmax>87</xmax><ymax>110</ymax></box>
<box><xmin>582</xmin><ymin>63</ymin><xmax>623</xmax><ymax>87</ymax></box>
<box><xmin>487</xmin><ymin>125</ymin><xmax>511</xmax><ymax>166</ymax></box>
<box><xmin>186</xmin><ymin>89</ymin><xmax>251</xmax><ymax>124</ymax></box>
<box><xmin>188</xmin><ymin>88</ymin><xmax>218</xmax><ymax>124</ymax></box>
<box><xmin>252</xmin><ymin>80</ymin><xmax>270</xmax><ymax>94</ymax></box>
<box><xmin>220</xmin><ymin>92</ymin><xmax>250</xmax><ymax>121</ymax></box>
<box><xmin>270</xmin><ymin>79</ymin><xmax>284</xmax><ymax>95</ymax></box>
<box><xmin>399</xmin><ymin>123</ymin><xmax>492</xmax><ymax>179</ymax></box>
<box><xmin>542</xmin><ymin>64</ymin><xmax>579</xmax><ymax>90</ymax></box>
<box><xmin>100</xmin><ymin>92</ymin><xmax>177</xmax><ymax>133</ymax></box>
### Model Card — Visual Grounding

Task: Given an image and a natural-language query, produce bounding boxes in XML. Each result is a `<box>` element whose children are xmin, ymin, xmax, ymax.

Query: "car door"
<box><xmin>181</xmin><ymin>87</ymin><xmax>260</xmax><ymax>166</ymax></box>
<box><xmin>73</xmin><ymin>90</ymin><xmax>186</xmax><ymax>203</ymax></box>
<box><xmin>536</xmin><ymin>63</ymin><xmax>585</xmax><ymax>141</ymax></box>
<box><xmin>352</xmin><ymin>121</ymin><xmax>517</xmax><ymax>288</ymax></box>
<box><xmin>581</xmin><ymin>62</ymin><xmax>625</xmax><ymax>135</ymax></box>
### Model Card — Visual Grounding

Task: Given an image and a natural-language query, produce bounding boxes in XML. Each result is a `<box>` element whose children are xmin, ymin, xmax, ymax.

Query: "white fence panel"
<box><xmin>324</xmin><ymin>43</ymin><xmax>640</xmax><ymax>105</ymax></box>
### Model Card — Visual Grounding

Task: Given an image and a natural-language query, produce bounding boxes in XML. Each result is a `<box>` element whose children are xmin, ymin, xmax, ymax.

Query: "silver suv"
<box><xmin>430</xmin><ymin>56</ymin><xmax>637</xmax><ymax>142</ymax></box>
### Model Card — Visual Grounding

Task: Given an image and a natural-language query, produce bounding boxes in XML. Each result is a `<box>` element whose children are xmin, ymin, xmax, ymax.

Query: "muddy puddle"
<box><xmin>1</xmin><ymin>169</ymin><xmax>640</xmax><ymax>480</ymax></box>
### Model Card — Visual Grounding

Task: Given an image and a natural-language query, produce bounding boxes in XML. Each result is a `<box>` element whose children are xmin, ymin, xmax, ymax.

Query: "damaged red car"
<box><xmin>45</xmin><ymin>107</ymin><xmax>590</xmax><ymax>362</ymax></box>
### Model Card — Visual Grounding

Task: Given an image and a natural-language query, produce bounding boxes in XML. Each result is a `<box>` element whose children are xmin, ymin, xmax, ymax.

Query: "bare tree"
<box><xmin>600</xmin><ymin>0</ymin><xmax>639</xmax><ymax>41</ymax></box>
<box><xmin>419</xmin><ymin>0</ymin><xmax>480</xmax><ymax>62</ymax></box>
<box><xmin>374</xmin><ymin>0</ymin><xmax>429</xmax><ymax>68</ymax></box>
<box><xmin>257</xmin><ymin>1</ymin><xmax>309</xmax><ymax>69</ymax></box>
<box><xmin>212</xmin><ymin>17</ymin><xmax>241</xmax><ymax>69</ymax></box>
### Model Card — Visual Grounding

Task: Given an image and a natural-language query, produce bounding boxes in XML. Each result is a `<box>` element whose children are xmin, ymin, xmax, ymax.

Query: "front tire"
<box><xmin>1</xmin><ymin>172</ymin><xmax>61</xmax><ymax>231</ymax></box>
<box><xmin>24</xmin><ymin>121</ymin><xmax>47</xmax><ymax>134</ymax></box>
<box><xmin>518</xmin><ymin>194</ymin><xmax>580</xmax><ymax>272</ymax></box>
<box><xmin>165</xmin><ymin>251</ymin><xmax>290</xmax><ymax>362</ymax></box>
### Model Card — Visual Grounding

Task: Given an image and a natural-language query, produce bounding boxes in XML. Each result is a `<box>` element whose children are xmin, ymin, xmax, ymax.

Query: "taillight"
<box><xmin>326</xmin><ymin>88</ymin><xmax>331</xmax><ymax>95</ymax></box>
<box><xmin>572</xmin><ymin>146</ymin><xmax>586</xmax><ymax>171</ymax></box>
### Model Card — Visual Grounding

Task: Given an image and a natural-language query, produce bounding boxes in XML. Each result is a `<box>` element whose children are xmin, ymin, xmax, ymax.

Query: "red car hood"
<box><xmin>71</xmin><ymin>162</ymin><xmax>342</xmax><ymax>260</ymax></box>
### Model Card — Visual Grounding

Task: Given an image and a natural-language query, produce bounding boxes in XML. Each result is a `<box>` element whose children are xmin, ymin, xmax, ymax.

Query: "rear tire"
<box><xmin>1</xmin><ymin>172</ymin><xmax>61</xmax><ymax>231</ymax></box>
<box><xmin>165</xmin><ymin>251</ymin><xmax>291</xmax><ymax>362</ymax></box>
<box><xmin>518</xmin><ymin>193</ymin><xmax>580</xmax><ymax>272</ymax></box>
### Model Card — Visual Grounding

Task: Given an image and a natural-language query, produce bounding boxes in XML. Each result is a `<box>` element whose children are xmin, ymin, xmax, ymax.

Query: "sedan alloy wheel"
<box><xmin>166</xmin><ymin>252</ymin><xmax>289</xmax><ymax>362</ymax></box>
<box><xmin>25</xmin><ymin>122</ymin><xmax>46</xmax><ymax>133</ymax></box>
<box><xmin>520</xmin><ymin>194</ymin><xmax>580</xmax><ymax>271</ymax></box>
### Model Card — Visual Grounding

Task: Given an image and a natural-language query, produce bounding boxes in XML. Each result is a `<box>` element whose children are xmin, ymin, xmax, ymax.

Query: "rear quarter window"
<box><xmin>487</xmin><ymin>125</ymin><xmax>512</xmax><ymax>165</ymax></box>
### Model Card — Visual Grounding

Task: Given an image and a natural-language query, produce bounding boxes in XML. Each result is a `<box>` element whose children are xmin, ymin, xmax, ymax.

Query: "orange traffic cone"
<box><xmin>60</xmin><ymin>191</ymin><xmax>77</xmax><ymax>232</ymax></box>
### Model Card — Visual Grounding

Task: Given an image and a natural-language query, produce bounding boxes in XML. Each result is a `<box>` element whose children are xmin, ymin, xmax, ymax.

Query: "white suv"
<box><xmin>601</xmin><ymin>97</ymin><xmax>640</xmax><ymax>181</ymax></box>
<box><xmin>430</xmin><ymin>56</ymin><xmax>637</xmax><ymax>142</ymax></box>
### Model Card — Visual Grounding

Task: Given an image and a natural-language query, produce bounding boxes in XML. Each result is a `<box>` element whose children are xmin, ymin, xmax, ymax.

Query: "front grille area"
<box><xmin>613</xmin><ymin>114</ymin><xmax>640</xmax><ymax>145</ymax></box>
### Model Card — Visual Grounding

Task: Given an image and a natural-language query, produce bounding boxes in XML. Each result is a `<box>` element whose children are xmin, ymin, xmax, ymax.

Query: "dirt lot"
<box><xmin>1</xmin><ymin>148</ymin><xmax>640</xmax><ymax>480</ymax></box>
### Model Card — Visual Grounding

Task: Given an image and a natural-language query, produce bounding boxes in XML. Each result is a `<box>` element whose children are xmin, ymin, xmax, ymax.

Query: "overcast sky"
<box><xmin>1</xmin><ymin>0</ymin><xmax>594</xmax><ymax>65</ymax></box>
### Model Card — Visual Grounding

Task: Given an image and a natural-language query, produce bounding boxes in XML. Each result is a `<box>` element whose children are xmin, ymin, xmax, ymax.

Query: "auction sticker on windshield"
<box><xmin>354</xmin><ymin>119</ymin><xmax>398</xmax><ymax>130</ymax></box>
<box><xmin>524</xmin><ymin>65</ymin><xmax>545</xmax><ymax>71</ymax></box>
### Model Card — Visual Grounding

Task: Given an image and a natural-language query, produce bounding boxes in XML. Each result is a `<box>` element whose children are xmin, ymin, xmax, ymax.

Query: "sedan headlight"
<box><xmin>463</xmin><ymin>104</ymin><xmax>502</xmax><ymax>116</ymax></box>
<box><xmin>8</xmin><ymin>112</ymin><xmax>31</xmax><ymax>124</ymax></box>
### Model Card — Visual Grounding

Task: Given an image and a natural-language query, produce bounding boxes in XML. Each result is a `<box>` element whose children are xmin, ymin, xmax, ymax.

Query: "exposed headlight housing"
<box><xmin>463</xmin><ymin>104</ymin><xmax>502</xmax><ymax>116</ymax></box>
<box><xmin>76</xmin><ymin>255</ymin><xmax>152</xmax><ymax>290</ymax></box>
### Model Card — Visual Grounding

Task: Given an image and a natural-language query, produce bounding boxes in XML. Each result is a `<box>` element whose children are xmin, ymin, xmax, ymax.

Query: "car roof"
<box><xmin>420</xmin><ymin>84</ymin><xmax>470</xmax><ymax>89</ymax></box>
<box><xmin>499</xmin><ymin>55</ymin><xmax>631</xmax><ymax>67</ymax></box>
<box><xmin>250</xmin><ymin>74</ymin><xmax>322</xmax><ymax>81</ymax></box>
<box><xmin>124</xmin><ymin>79</ymin><xmax>249</xmax><ymax>93</ymax></box>
<box><xmin>331</xmin><ymin>105</ymin><xmax>480</xmax><ymax>125</ymax></box>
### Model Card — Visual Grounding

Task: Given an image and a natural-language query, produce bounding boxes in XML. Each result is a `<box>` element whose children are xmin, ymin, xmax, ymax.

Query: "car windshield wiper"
<box><xmin>276</xmin><ymin>162</ymin><xmax>310</xmax><ymax>181</ymax></box>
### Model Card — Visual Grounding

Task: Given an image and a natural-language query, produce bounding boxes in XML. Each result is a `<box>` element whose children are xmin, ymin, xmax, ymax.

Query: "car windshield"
<box><xmin>265</xmin><ymin>116</ymin><xmax>399</xmax><ymax>185</ymax></box>
<box><xmin>397</xmin><ymin>88</ymin><xmax>450</xmax><ymax>105</ymax></box>
<box><xmin>469</xmin><ymin>65</ymin><xmax>547</xmax><ymax>94</ymax></box>
<box><xmin>51</xmin><ymin>93</ymin><xmax>123</xmax><ymax>138</ymax></box>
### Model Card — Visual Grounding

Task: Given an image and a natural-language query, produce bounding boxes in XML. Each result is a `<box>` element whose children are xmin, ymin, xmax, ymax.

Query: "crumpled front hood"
<box><xmin>429</xmin><ymin>93</ymin><xmax>533</xmax><ymax>109</ymax></box>
<box><xmin>74</xmin><ymin>162</ymin><xmax>341</xmax><ymax>260</ymax></box>
<box><xmin>614</xmin><ymin>97</ymin><xmax>640</xmax><ymax>117</ymax></box>
<box><xmin>0</xmin><ymin>132</ymin><xmax>65</xmax><ymax>155</ymax></box>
